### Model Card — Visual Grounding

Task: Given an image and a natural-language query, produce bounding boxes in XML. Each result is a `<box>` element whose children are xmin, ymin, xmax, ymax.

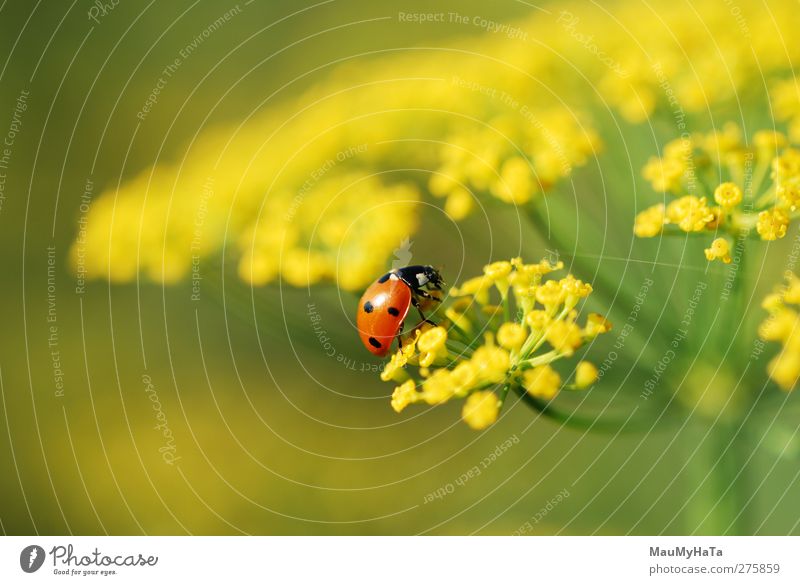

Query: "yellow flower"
<box><xmin>497</xmin><ymin>322</ymin><xmax>527</xmax><ymax>351</ymax></box>
<box><xmin>663</xmin><ymin>137</ymin><xmax>693</xmax><ymax>160</ymax></box>
<box><xmin>634</xmin><ymin>204</ymin><xmax>666</xmax><ymax>237</ymax></box>
<box><xmin>758</xmin><ymin>309</ymin><xmax>798</xmax><ymax>342</ymax></box>
<box><xmin>484</xmin><ymin>261</ymin><xmax>513</xmax><ymax>296</ymax></box>
<box><xmin>702</xmin><ymin>122</ymin><xmax>743</xmax><ymax>160</ymax></box>
<box><xmin>772</xmin><ymin>80</ymin><xmax>800</xmax><ymax>127</ymax></box>
<box><xmin>377</xmin><ymin>258</ymin><xmax>611</xmax><ymax>428</ymax></box>
<box><xmin>704</xmin><ymin>238</ymin><xmax>732</xmax><ymax>264</ymax></box>
<box><xmin>422</xmin><ymin>369</ymin><xmax>456</xmax><ymax>405</ymax></box>
<box><xmin>784</xmin><ymin>275</ymin><xmax>800</xmax><ymax>304</ymax></box>
<box><xmin>462</xmin><ymin>391</ymin><xmax>500</xmax><ymax>430</ymax></box>
<box><xmin>450</xmin><ymin>275</ymin><xmax>494</xmax><ymax>304</ymax></box>
<box><xmin>756</xmin><ymin>208</ymin><xmax>790</xmax><ymax>241</ymax></box>
<box><xmin>491</xmin><ymin>157</ymin><xmax>536</xmax><ymax>204</ymax></box>
<box><xmin>450</xmin><ymin>362</ymin><xmax>479</xmax><ymax>396</ymax></box>
<box><xmin>767</xmin><ymin>352</ymin><xmax>800</xmax><ymax>391</ymax></box>
<box><xmin>484</xmin><ymin>261</ymin><xmax>513</xmax><ymax>281</ymax></box>
<box><xmin>585</xmin><ymin>313</ymin><xmax>613</xmax><ymax>337</ymax></box>
<box><xmin>471</xmin><ymin>343</ymin><xmax>511</xmax><ymax>384</ymax></box>
<box><xmin>417</xmin><ymin>326</ymin><xmax>449</xmax><ymax>368</ymax></box>
<box><xmin>639</xmin><ymin>127</ymin><xmax>800</xmax><ymax>264</ymax></box>
<box><xmin>381</xmin><ymin>351</ymin><xmax>411</xmax><ymax>383</ymax></box>
<box><xmin>754</xmin><ymin>130</ymin><xmax>788</xmax><ymax>158</ymax></box>
<box><xmin>777</xmin><ymin>178</ymin><xmax>800</xmax><ymax>211</ymax></box>
<box><xmin>523</xmin><ymin>365</ymin><xmax>562</xmax><ymax>399</ymax></box>
<box><xmin>666</xmin><ymin>196</ymin><xmax>714</xmax><ymax>232</ymax></box>
<box><xmin>713</xmin><ymin>182</ymin><xmax>743</xmax><ymax>208</ymax></box>
<box><xmin>280</xmin><ymin>249</ymin><xmax>328</xmax><ymax>287</ymax></box>
<box><xmin>545</xmin><ymin>320</ymin><xmax>584</xmax><ymax>356</ymax></box>
<box><xmin>760</xmin><ymin>273</ymin><xmax>800</xmax><ymax>392</ymax></box>
<box><xmin>445</xmin><ymin>306</ymin><xmax>473</xmax><ymax>335</ymax></box>
<box><xmin>535</xmin><ymin>280</ymin><xmax>566</xmax><ymax>310</ymax></box>
<box><xmin>510</xmin><ymin>257</ymin><xmax>563</xmax><ymax>282</ymax></box>
<box><xmin>773</xmin><ymin>148</ymin><xmax>800</xmax><ymax>183</ymax></box>
<box><xmin>526</xmin><ymin>310</ymin><xmax>552</xmax><ymax>331</ymax></box>
<box><xmin>238</xmin><ymin>252</ymin><xmax>279</xmax><ymax>286</ymax></box>
<box><xmin>428</xmin><ymin>170</ymin><xmax>460</xmax><ymax>198</ymax></box>
<box><xmin>575</xmin><ymin>361</ymin><xmax>598</xmax><ymax>389</ymax></box>
<box><xmin>642</xmin><ymin>156</ymin><xmax>685</xmax><ymax>193</ymax></box>
<box><xmin>763</xmin><ymin>293</ymin><xmax>785</xmax><ymax>312</ymax></box>
<box><xmin>444</xmin><ymin>188</ymin><xmax>474</xmax><ymax>220</ymax></box>
<box><xmin>391</xmin><ymin>380</ymin><xmax>419</xmax><ymax>413</ymax></box>
<box><xmin>560</xmin><ymin>275</ymin><xmax>593</xmax><ymax>309</ymax></box>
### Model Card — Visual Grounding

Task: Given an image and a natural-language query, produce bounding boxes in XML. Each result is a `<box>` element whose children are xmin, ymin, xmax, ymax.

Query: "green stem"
<box><xmin>517</xmin><ymin>349</ymin><xmax>562</xmax><ymax>369</ymax></box>
<box><xmin>497</xmin><ymin>381</ymin><xmax>512</xmax><ymax>413</ymax></box>
<box><xmin>747</xmin><ymin>158</ymin><xmax>770</xmax><ymax>201</ymax></box>
<box><xmin>512</xmin><ymin>385</ymin><xmax>641</xmax><ymax>434</ymax></box>
<box><xmin>524</xmin><ymin>201</ymin><xmax>672</xmax><ymax>351</ymax></box>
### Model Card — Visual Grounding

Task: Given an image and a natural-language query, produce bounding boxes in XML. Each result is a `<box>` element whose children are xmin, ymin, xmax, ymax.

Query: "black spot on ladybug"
<box><xmin>368</xmin><ymin>337</ymin><xmax>382</xmax><ymax>349</ymax></box>
<box><xmin>387</xmin><ymin>307</ymin><xmax>400</xmax><ymax>317</ymax></box>
<box><xmin>363</xmin><ymin>301</ymin><xmax>374</xmax><ymax>313</ymax></box>
<box><xmin>378</xmin><ymin>272</ymin><xmax>391</xmax><ymax>283</ymax></box>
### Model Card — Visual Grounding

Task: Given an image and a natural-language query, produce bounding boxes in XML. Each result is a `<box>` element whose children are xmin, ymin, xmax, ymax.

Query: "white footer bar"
<box><xmin>1</xmin><ymin>536</ymin><xmax>797</xmax><ymax>584</ymax></box>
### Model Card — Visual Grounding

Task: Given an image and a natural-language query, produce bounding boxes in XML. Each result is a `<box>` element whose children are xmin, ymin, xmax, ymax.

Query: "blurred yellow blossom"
<box><xmin>391</xmin><ymin>380</ymin><xmax>420</xmax><ymax>413</ymax></box>
<box><xmin>757</xmin><ymin>208</ymin><xmax>790</xmax><ymax>241</ymax></box>
<box><xmin>759</xmin><ymin>273</ymin><xmax>800</xmax><ymax>391</ymax></box>
<box><xmin>634</xmin><ymin>204</ymin><xmax>666</xmax><ymax>238</ymax></box>
<box><xmin>523</xmin><ymin>365</ymin><xmax>562</xmax><ymax>400</ymax></box>
<box><xmin>73</xmin><ymin>0</ymin><xmax>800</xmax><ymax>289</ymax></box>
<box><xmin>497</xmin><ymin>322</ymin><xmax>526</xmax><ymax>351</ymax></box>
<box><xmin>462</xmin><ymin>391</ymin><xmax>501</xmax><ymax>430</ymax></box>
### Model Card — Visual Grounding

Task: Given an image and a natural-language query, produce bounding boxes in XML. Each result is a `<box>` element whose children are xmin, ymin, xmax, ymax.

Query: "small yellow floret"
<box><xmin>391</xmin><ymin>380</ymin><xmax>419</xmax><ymax>413</ymax></box>
<box><xmin>757</xmin><ymin>208</ymin><xmax>790</xmax><ymax>241</ymax></box>
<box><xmin>713</xmin><ymin>182</ymin><xmax>742</xmax><ymax>208</ymax></box>
<box><xmin>575</xmin><ymin>361</ymin><xmax>598</xmax><ymax>389</ymax></box>
<box><xmin>497</xmin><ymin>322</ymin><xmax>527</xmax><ymax>351</ymax></box>
<box><xmin>704</xmin><ymin>238</ymin><xmax>732</xmax><ymax>264</ymax></box>
<box><xmin>462</xmin><ymin>391</ymin><xmax>500</xmax><ymax>430</ymax></box>
<box><xmin>523</xmin><ymin>365</ymin><xmax>562</xmax><ymax>399</ymax></box>
<box><xmin>634</xmin><ymin>204</ymin><xmax>666</xmax><ymax>238</ymax></box>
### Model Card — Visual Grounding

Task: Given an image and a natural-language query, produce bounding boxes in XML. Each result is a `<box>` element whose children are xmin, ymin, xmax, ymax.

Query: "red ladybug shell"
<box><xmin>357</xmin><ymin>274</ymin><xmax>412</xmax><ymax>357</ymax></box>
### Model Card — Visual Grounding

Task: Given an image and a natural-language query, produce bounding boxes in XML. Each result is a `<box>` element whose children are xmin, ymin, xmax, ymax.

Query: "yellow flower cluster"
<box><xmin>429</xmin><ymin>109</ymin><xmax>599</xmax><ymax>213</ymax></box>
<box><xmin>634</xmin><ymin>125</ymin><xmax>799</xmax><ymax>262</ymax></box>
<box><xmin>550</xmin><ymin>1</ymin><xmax>800</xmax><ymax>123</ymax></box>
<box><xmin>759</xmin><ymin>274</ymin><xmax>800</xmax><ymax>391</ymax></box>
<box><xmin>73</xmin><ymin>0</ymin><xmax>800</xmax><ymax>289</ymax></box>
<box><xmin>381</xmin><ymin>258</ymin><xmax>611</xmax><ymax>430</ymax></box>
<box><xmin>70</xmin><ymin>23</ymin><xmax>602</xmax><ymax>289</ymax></box>
<box><xmin>772</xmin><ymin>80</ymin><xmax>800</xmax><ymax>144</ymax></box>
<box><xmin>237</xmin><ymin>175</ymin><xmax>419</xmax><ymax>291</ymax></box>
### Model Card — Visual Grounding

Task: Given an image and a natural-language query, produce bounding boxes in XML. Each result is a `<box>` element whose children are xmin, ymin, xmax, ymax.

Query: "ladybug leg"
<box><xmin>411</xmin><ymin>296</ymin><xmax>437</xmax><ymax>327</ymax></box>
<box><xmin>414</xmin><ymin>288</ymin><xmax>442</xmax><ymax>303</ymax></box>
<box><xmin>397</xmin><ymin>321</ymin><xmax>405</xmax><ymax>349</ymax></box>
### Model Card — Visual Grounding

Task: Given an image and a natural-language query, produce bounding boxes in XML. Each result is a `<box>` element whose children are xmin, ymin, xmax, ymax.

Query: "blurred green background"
<box><xmin>1</xmin><ymin>0</ymin><xmax>799</xmax><ymax>535</ymax></box>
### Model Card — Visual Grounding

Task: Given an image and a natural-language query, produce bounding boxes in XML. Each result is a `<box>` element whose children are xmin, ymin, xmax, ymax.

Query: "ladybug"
<box><xmin>357</xmin><ymin>265</ymin><xmax>445</xmax><ymax>356</ymax></box>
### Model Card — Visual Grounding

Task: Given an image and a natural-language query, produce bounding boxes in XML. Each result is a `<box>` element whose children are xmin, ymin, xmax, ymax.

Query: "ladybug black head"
<box><xmin>393</xmin><ymin>265</ymin><xmax>446</xmax><ymax>291</ymax></box>
<box><xmin>421</xmin><ymin>265</ymin><xmax>445</xmax><ymax>290</ymax></box>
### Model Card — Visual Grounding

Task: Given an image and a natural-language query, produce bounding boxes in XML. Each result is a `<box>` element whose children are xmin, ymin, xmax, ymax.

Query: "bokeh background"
<box><xmin>1</xmin><ymin>0</ymin><xmax>799</xmax><ymax>535</ymax></box>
